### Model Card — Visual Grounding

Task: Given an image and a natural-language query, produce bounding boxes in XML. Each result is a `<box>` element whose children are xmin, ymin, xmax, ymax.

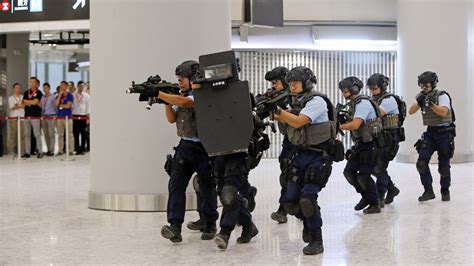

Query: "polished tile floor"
<box><xmin>0</xmin><ymin>155</ymin><xmax>472</xmax><ymax>264</ymax></box>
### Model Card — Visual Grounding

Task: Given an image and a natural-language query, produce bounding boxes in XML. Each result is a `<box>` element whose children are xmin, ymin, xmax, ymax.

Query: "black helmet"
<box><xmin>338</xmin><ymin>76</ymin><xmax>364</xmax><ymax>95</ymax></box>
<box><xmin>367</xmin><ymin>73</ymin><xmax>389</xmax><ymax>91</ymax></box>
<box><xmin>175</xmin><ymin>60</ymin><xmax>200</xmax><ymax>78</ymax></box>
<box><xmin>285</xmin><ymin>66</ymin><xmax>317</xmax><ymax>91</ymax></box>
<box><xmin>418</xmin><ymin>71</ymin><xmax>438</xmax><ymax>88</ymax></box>
<box><xmin>265</xmin><ymin>66</ymin><xmax>289</xmax><ymax>83</ymax></box>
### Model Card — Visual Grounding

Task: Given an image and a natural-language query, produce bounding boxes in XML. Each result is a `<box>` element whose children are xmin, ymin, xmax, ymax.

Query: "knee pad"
<box><xmin>438</xmin><ymin>165</ymin><xmax>451</xmax><ymax>177</ymax></box>
<box><xmin>356</xmin><ymin>175</ymin><xmax>370</xmax><ymax>190</ymax></box>
<box><xmin>220</xmin><ymin>185</ymin><xmax>238</xmax><ymax>207</ymax></box>
<box><xmin>299</xmin><ymin>197</ymin><xmax>315</xmax><ymax>218</ymax></box>
<box><xmin>343</xmin><ymin>169</ymin><xmax>357</xmax><ymax>186</ymax></box>
<box><xmin>283</xmin><ymin>202</ymin><xmax>300</xmax><ymax>215</ymax></box>
<box><xmin>416</xmin><ymin>159</ymin><xmax>429</xmax><ymax>175</ymax></box>
<box><xmin>372</xmin><ymin>162</ymin><xmax>385</xmax><ymax>178</ymax></box>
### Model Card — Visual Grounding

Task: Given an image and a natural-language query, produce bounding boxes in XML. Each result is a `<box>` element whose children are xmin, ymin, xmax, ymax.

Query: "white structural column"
<box><xmin>397</xmin><ymin>0</ymin><xmax>474</xmax><ymax>163</ymax></box>
<box><xmin>89</xmin><ymin>0</ymin><xmax>231</xmax><ymax>211</ymax></box>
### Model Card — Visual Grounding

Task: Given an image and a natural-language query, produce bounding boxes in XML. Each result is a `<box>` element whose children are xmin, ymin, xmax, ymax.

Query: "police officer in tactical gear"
<box><xmin>212</xmin><ymin>153</ymin><xmax>259</xmax><ymax>250</ymax></box>
<box><xmin>339</xmin><ymin>76</ymin><xmax>383</xmax><ymax>214</ymax></box>
<box><xmin>188</xmin><ymin>52</ymin><xmax>259</xmax><ymax>250</ymax></box>
<box><xmin>261</xmin><ymin>66</ymin><xmax>294</xmax><ymax>224</ymax></box>
<box><xmin>211</xmin><ymin>101</ymin><xmax>260</xmax><ymax>249</ymax></box>
<box><xmin>409</xmin><ymin>71</ymin><xmax>455</xmax><ymax>202</ymax></box>
<box><xmin>188</xmin><ymin>176</ymin><xmax>258</xmax><ymax>233</ymax></box>
<box><xmin>367</xmin><ymin>73</ymin><xmax>404</xmax><ymax>207</ymax></box>
<box><xmin>273</xmin><ymin>66</ymin><xmax>336</xmax><ymax>255</ymax></box>
<box><xmin>159</xmin><ymin>60</ymin><xmax>218</xmax><ymax>242</ymax></box>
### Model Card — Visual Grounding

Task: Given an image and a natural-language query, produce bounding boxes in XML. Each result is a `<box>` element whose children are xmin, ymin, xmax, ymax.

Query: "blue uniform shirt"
<box><xmin>438</xmin><ymin>94</ymin><xmax>451</xmax><ymax>110</ymax></box>
<box><xmin>172</xmin><ymin>95</ymin><xmax>200</xmax><ymax>142</ymax></box>
<box><xmin>299</xmin><ymin>96</ymin><xmax>329</xmax><ymax>124</ymax></box>
<box><xmin>379</xmin><ymin>96</ymin><xmax>399</xmax><ymax>115</ymax></box>
<box><xmin>436</xmin><ymin>93</ymin><xmax>451</xmax><ymax>126</ymax></box>
<box><xmin>354</xmin><ymin>98</ymin><xmax>377</xmax><ymax>121</ymax></box>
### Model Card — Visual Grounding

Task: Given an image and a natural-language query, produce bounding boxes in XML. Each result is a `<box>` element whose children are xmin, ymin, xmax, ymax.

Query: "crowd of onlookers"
<box><xmin>0</xmin><ymin>76</ymin><xmax>90</xmax><ymax>158</ymax></box>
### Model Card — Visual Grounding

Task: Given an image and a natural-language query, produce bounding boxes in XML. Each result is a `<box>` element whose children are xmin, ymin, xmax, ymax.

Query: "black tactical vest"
<box><xmin>347</xmin><ymin>95</ymin><xmax>383</xmax><ymax>143</ymax></box>
<box><xmin>286</xmin><ymin>91</ymin><xmax>336</xmax><ymax>147</ymax></box>
<box><xmin>373</xmin><ymin>92</ymin><xmax>405</xmax><ymax>130</ymax></box>
<box><xmin>278</xmin><ymin>122</ymin><xmax>288</xmax><ymax>135</ymax></box>
<box><xmin>176</xmin><ymin>107</ymin><xmax>198</xmax><ymax>138</ymax></box>
<box><xmin>421</xmin><ymin>90</ymin><xmax>453</xmax><ymax>126</ymax></box>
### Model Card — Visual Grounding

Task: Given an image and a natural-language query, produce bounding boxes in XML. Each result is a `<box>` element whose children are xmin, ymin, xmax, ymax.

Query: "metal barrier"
<box><xmin>0</xmin><ymin>116</ymin><xmax>89</xmax><ymax>161</ymax></box>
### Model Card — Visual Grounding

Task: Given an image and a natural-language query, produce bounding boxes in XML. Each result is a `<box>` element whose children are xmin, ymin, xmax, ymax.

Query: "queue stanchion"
<box><xmin>61</xmin><ymin>116</ymin><xmax>74</xmax><ymax>162</ymax></box>
<box><xmin>14</xmin><ymin>116</ymin><xmax>24</xmax><ymax>161</ymax></box>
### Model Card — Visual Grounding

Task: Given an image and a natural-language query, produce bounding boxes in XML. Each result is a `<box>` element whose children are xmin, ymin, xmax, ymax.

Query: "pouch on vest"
<box><xmin>398</xmin><ymin>127</ymin><xmax>406</xmax><ymax>142</ymax></box>
<box><xmin>176</xmin><ymin>107</ymin><xmax>197</xmax><ymax>138</ymax></box>
<box><xmin>376</xmin><ymin>131</ymin><xmax>386</xmax><ymax>148</ymax></box>
<box><xmin>304</xmin><ymin>161</ymin><xmax>332</xmax><ymax>187</ymax></box>
<box><xmin>415</xmin><ymin>135</ymin><xmax>433</xmax><ymax>152</ymax></box>
<box><xmin>287</xmin><ymin>127</ymin><xmax>306</xmax><ymax>146</ymax></box>
<box><xmin>327</xmin><ymin>139</ymin><xmax>345</xmax><ymax>162</ymax></box>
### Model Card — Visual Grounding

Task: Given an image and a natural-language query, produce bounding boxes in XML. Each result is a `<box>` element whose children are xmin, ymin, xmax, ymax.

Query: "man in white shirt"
<box><xmin>7</xmin><ymin>83</ymin><xmax>25</xmax><ymax>155</ymax></box>
<box><xmin>72</xmin><ymin>81</ymin><xmax>90</xmax><ymax>155</ymax></box>
<box><xmin>68</xmin><ymin>81</ymin><xmax>76</xmax><ymax>94</ymax></box>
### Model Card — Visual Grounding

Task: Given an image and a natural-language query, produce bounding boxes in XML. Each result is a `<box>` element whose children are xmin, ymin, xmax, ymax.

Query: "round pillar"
<box><xmin>89</xmin><ymin>0</ymin><xmax>231</xmax><ymax>211</ymax></box>
<box><xmin>397</xmin><ymin>0</ymin><xmax>473</xmax><ymax>163</ymax></box>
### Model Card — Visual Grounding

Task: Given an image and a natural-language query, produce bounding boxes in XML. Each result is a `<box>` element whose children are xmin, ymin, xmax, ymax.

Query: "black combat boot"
<box><xmin>418</xmin><ymin>186</ymin><xmax>435</xmax><ymax>202</ymax></box>
<box><xmin>363</xmin><ymin>203</ymin><xmax>381</xmax><ymax>214</ymax></box>
<box><xmin>441</xmin><ymin>189</ymin><xmax>450</xmax><ymax>201</ymax></box>
<box><xmin>236</xmin><ymin>222</ymin><xmax>259</xmax><ymax>244</ymax></box>
<box><xmin>271</xmin><ymin>206</ymin><xmax>288</xmax><ymax>224</ymax></box>
<box><xmin>214</xmin><ymin>227</ymin><xmax>231</xmax><ymax>250</ymax></box>
<box><xmin>378</xmin><ymin>192</ymin><xmax>386</xmax><ymax>208</ymax></box>
<box><xmin>201</xmin><ymin>223</ymin><xmax>217</xmax><ymax>240</ymax></box>
<box><xmin>186</xmin><ymin>219</ymin><xmax>203</xmax><ymax>231</ymax></box>
<box><xmin>385</xmin><ymin>183</ymin><xmax>400</xmax><ymax>204</ymax></box>
<box><xmin>354</xmin><ymin>197</ymin><xmax>370</xmax><ymax>211</ymax></box>
<box><xmin>303</xmin><ymin>228</ymin><xmax>324</xmax><ymax>255</ymax></box>
<box><xmin>247</xmin><ymin>186</ymin><xmax>258</xmax><ymax>212</ymax></box>
<box><xmin>161</xmin><ymin>223</ymin><xmax>182</xmax><ymax>243</ymax></box>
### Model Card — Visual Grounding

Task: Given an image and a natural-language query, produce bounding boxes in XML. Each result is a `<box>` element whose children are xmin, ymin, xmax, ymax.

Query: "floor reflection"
<box><xmin>0</xmin><ymin>157</ymin><xmax>472</xmax><ymax>264</ymax></box>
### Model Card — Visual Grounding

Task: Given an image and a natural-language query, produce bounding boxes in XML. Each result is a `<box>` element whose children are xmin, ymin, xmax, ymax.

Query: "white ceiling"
<box><xmin>29</xmin><ymin>31</ymin><xmax>90</xmax><ymax>63</ymax></box>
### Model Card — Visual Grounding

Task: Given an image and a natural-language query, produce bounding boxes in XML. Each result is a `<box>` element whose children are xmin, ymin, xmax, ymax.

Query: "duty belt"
<box><xmin>427</xmin><ymin>126</ymin><xmax>455</xmax><ymax>133</ymax></box>
<box><xmin>301</xmin><ymin>141</ymin><xmax>332</xmax><ymax>159</ymax></box>
<box><xmin>179</xmin><ymin>139</ymin><xmax>206</xmax><ymax>153</ymax></box>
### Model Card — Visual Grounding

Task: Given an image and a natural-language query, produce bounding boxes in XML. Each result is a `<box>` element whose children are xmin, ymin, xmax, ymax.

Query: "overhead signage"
<box><xmin>0</xmin><ymin>0</ymin><xmax>89</xmax><ymax>23</ymax></box>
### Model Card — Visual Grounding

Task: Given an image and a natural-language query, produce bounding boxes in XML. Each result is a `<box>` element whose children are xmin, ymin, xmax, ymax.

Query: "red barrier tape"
<box><xmin>0</xmin><ymin>116</ymin><xmax>90</xmax><ymax>121</ymax></box>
